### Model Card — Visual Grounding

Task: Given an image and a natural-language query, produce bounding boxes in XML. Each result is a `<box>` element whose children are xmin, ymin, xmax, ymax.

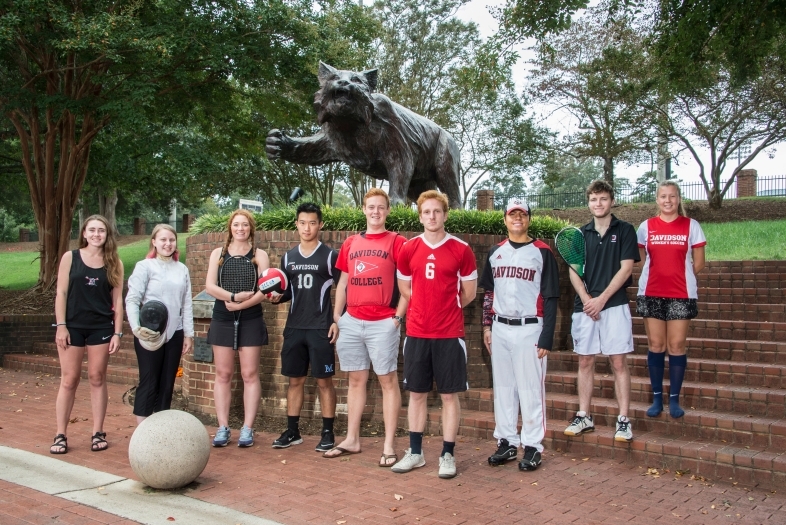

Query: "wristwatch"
<box><xmin>393</xmin><ymin>315</ymin><xmax>404</xmax><ymax>325</ymax></box>
<box><xmin>114</xmin><ymin>332</ymin><xmax>123</xmax><ymax>338</ymax></box>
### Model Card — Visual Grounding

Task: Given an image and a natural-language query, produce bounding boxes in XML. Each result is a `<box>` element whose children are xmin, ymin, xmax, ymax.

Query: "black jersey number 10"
<box><xmin>297</xmin><ymin>274</ymin><xmax>313</xmax><ymax>289</ymax></box>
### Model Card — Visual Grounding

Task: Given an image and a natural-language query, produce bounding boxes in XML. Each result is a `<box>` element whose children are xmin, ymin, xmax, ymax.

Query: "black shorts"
<box><xmin>67</xmin><ymin>326</ymin><xmax>115</xmax><ymax>347</ymax></box>
<box><xmin>402</xmin><ymin>337</ymin><xmax>468</xmax><ymax>394</ymax></box>
<box><xmin>636</xmin><ymin>296</ymin><xmax>698</xmax><ymax>321</ymax></box>
<box><xmin>281</xmin><ymin>328</ymin><xmax>335</xmax><ymax>378</ymax></box>
<box><xmin>207</xmin><ymin>316</ymin><xmax>268</xmax><ymax>348</ymax></box>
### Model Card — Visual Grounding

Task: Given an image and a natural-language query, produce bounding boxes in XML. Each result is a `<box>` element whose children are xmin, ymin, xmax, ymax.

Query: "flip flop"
<box><xmin>379</xmin><ymin>453</ymin><xmax>398</xmax><ymax>467</ymax></box>
<box><xmin>322</xmin><ymin>446</ymin><xmax>361</xmax><ymax>458</ymax></box>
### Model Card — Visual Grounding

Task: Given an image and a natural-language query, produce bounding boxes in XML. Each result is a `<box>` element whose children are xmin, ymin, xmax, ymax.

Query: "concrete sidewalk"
<box><xmin>1</xmin><ymin>366</ymin><xmax>784</xmax><ymax>524</ymax></box>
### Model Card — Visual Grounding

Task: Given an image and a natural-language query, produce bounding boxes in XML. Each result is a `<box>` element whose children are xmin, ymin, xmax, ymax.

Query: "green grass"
<box><xmin>0</xmin><ymin>235</ymin><xmax>189</xmax><ymax>290</ymax></box>
<box><xmin>703</xmin><ymin>219</ymin><xmax>786</xmax><ymax>261</ymax></box>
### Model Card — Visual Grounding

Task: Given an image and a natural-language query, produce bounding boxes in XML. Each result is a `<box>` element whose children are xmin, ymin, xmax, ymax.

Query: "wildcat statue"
<box><xmin>266</xmin><ymin>62</ymin><xmax>462</xmax><ymax>208</ymax></box>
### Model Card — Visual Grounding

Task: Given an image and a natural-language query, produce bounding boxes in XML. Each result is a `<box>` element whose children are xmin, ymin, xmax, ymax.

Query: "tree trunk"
<box><xmin>603</xmin><ymin>157</ymin><xmax>614</xmax><ymax>184</ymax></box>
<box><xmin>78</xmin><ymin>195</ymin><xmax>91</xmax><ymax>227</ymax></box>
<box><xmin>708</xmin><ymin>186</ymin><xmax>723</xmax><ymax>209</ymax></box>
<box><xmin>98</xmin><ymin>188</ymin><xmax>119</xmax><ymax>236</ymax></box>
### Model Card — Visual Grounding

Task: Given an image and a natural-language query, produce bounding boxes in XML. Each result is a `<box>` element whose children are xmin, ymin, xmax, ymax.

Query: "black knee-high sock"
<box><xmin>409</xmin><ymin>431</ymin><xmax>424</xmax><ymax>455</ymax></box>
<box><xmin>668</xmin><ymin>354</ymin><xmax>687</xmax><ymax>418</ymax></box>
<box><xmin>646</xmin><ymin>351</ymin><xmax>665</xmax><ymax>417</ymax></box>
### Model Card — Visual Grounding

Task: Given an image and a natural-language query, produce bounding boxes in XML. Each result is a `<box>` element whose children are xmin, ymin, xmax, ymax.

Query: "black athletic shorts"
<box><xmin>67</xmin><ymin>325</ymin><xmax>115</xmax><ymax>347</ymax></box>
<box><xmin>402</xmin><ymin>336</ymin><xmax>468</xmax><ymax>394</ymax></box>
<box><xmin>281</xmin><ymin>327</ymin><xmax>336</xmax><ymax>378</ymax></box>
<box><xmin>636</xmin><ymin>296</ymin><xmax>698</xmax><ymax>321</ymax></box>
<box><xmin>207</xmin><ymin>316</ymin><xmax>268</xmax><ymax>348</ymax></box>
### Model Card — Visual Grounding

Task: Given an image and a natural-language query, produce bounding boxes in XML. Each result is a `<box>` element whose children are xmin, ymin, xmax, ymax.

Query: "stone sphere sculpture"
<box><xmin>128</xmin><ymin>410</ymin><xmax>210</xmax><ymax>489</ymax></box>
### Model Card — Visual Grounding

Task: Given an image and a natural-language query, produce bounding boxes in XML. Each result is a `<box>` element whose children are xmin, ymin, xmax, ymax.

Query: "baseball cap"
<box><xmin>505</xmin><ymin>198</ymin><xmax>531</xmax><ymax>216</ymax></box>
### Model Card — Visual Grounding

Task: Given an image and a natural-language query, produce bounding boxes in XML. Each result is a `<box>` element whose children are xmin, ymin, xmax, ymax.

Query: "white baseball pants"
<box><xmin>491</xmin><ymin>320</ymin><xmax>547</xmax><ymax>452</ymax></box>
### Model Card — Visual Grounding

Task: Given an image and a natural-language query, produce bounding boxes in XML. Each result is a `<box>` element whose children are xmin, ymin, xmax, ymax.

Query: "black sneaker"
<box><xmin>315</xmin><ymin>429</ymin><xmax>335</xmax><ymax>452</ymax></box>
<box><xmin>518</xmin><ymin>446</ymin><xmax>542</xmax><ymax>471</ymax></box>
<box><xmin>272</xmin><ymin>428</ymin><xmax>303</xmax><ymax>449</ymax></box>
<box><xmin>488</xmin><ymin>438</ymin><xmax>518</xmax><ymax>466</ymax></box>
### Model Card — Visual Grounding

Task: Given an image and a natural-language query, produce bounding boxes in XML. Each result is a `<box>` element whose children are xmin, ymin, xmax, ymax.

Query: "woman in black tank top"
<box><xmin>51</xmin><ymin>215</ymin><xmax>124</xmax><ymax>455</ymax></box>
<box><xmin>204</xmin><ymin>209</ymin><xmax>272</xmax><ymax>448</ymax></box>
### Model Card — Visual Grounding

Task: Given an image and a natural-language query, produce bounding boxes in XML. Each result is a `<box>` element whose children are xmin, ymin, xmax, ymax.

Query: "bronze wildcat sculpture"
<box><xmin>266</xmin><ymin>62</ymin><xmax>462</xmax><ymax>208</ymax></box>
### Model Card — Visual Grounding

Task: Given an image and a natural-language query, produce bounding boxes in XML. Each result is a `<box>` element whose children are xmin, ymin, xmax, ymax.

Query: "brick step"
<box><xmin>546</xmin><ymin>392</ymin><xmax>786</xmax><ymax>448</ymax></box>
<box><xmin>545</xmin><ymin>372</ymin><xmax>786</xmax><ymax>418</ymax></box>
<box><xmin>548</xmin><ymin>352</ymin><xmax>786</xmax><ymax>389</ymax></box>
<box><xmin>632</xmin><ymin>335</ymin><xmax>786</xmax><ymax>363</ymax></box>
<box><xmin>630</xmin><ymin>318</ymin><xmax>786</xmax><ymax>342</ymax></box>
<box><xmin>632</xmin><ymin>261</ymin><xmax>786</xmax><ymax>275</ymax></box>
<box><xmin>2</xmin><ymin>353</ymin><xmax>140</xmax><ymax>386</ymax></box>
<box><xmin>31</xmin><ymin>342</ymin><xmax>140</xmax><ymax>368</ymax></box>
<box><xmin>627</xmin><ymin>287</ymin><xmax>784</xmax><ymax>304</ymax></box>
<box><xmin>630</xmin><ymin>272</ymin><xmax>786</xmax><ymax>289</ymax></box>
<box><xmin>407</xmin><ymin>407</ymin><xmax>786</xmax><ymax>488</ymax></box>
<box><xmin>626</xmin><ymin>301</ymin><xmax>786</xmax><ymax>322</ymax></box>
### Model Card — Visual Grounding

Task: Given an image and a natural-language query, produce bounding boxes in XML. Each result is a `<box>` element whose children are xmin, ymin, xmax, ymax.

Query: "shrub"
<box><xmin>190</xmin><ymin>206</ymin><xmax>571</xmax><ymax>239</ymax></box>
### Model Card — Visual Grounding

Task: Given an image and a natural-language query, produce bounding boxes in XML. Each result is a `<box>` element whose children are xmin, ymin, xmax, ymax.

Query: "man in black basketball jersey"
<box><xmin>270</xmin><ymin>202</ymin><xmax>341</xmax><ymax>451</ymax></box>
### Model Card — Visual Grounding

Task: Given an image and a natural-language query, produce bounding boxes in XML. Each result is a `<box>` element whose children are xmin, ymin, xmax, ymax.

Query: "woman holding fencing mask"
<box><xmin>126</xmin><ymin>224</ymin><xmax>194</xmax><ymax>424</ymax></box>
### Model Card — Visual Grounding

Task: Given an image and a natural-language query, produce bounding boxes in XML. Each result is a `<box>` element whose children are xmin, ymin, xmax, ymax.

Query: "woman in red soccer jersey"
<box><xmin>636</xmin><ymin>181</ymin><xmax>706</xmax><ymax>418</ymax></box>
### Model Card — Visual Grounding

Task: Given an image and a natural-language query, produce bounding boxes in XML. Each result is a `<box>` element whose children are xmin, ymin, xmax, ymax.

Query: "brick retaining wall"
<box><xmin>183</xmin><ymin>231</ymin><xmax>574</xmax><ymax>419</ymax></box>
<box><xmin>0</xmin><ymin>315</ymin><xmax>55</xmax><ymax>357</ymax></box>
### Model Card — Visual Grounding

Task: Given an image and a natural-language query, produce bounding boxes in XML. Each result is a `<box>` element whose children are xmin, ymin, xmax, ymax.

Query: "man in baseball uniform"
<box><xmin>391</xmin><ymin>190</ymin><xmax>477</xmax><ymax>479</ymax></box>
<box><xmin>563</xmin><ymin>180</ymin><xmax>639</xmax><ymax>442</ymax></box>
<box><xmin>480</xmin><ymin>198</ymin><xmax>560</xmax><ymax>471</ymax></box>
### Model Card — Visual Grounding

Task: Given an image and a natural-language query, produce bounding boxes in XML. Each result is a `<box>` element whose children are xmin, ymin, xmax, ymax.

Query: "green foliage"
<box><xmin>190</xmin><ymin>207</ymin><xmax>571</xmax><ymax>238</ymax></box>
<box><xmin>703</xmin><ymin>220</ymin><xmax>786</xmax><ymax>261</ymax></box>
<box><xmin>0</xmin><ymin>208</ymin><xmax>32</xmax><ymax>242</ymax></box>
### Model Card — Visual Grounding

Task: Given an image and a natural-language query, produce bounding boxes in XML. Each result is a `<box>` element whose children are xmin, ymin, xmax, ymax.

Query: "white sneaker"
<box><xmin>564</xmin><ymin>414</ymin><xmax>595</xmax><ymax>436</ymax></box>
<box><xmin>615</xmin><ymin>416</ymin><xmax>633</xmax><ymax>442</ymax></box>
<box><xmin>391</xmin><ymin>448</ymin><xmax>425</xmax><ymax>473</ymax></box>
<box><xmin>438</xmin><ymin>453</ymin><xmax>456</xmax><ymax>479</ymax></box>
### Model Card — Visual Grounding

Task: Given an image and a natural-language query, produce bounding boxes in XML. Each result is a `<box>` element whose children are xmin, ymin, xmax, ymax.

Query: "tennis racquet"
<box><xmin>555</xmin><ymin>226</ymin><xmax>586</xmax><ymax>279</ymax></box>
<box><xmin>219</xmin><ymin>255</ymin><xmax>258</xmax><ymax>350</ymax></box>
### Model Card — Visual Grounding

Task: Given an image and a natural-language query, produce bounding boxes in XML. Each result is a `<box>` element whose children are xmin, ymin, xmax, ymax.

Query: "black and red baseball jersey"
<box><xmin>397</xmin><ymin>234</ymin><xmax>477</xmax><ymax>338</ymax></box>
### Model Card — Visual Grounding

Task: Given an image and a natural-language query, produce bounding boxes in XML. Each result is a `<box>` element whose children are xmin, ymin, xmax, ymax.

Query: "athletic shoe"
<box><xmin>438</xmin><ymin>453</ymin><xmax>457</xmax><ymax>479</ymax></box>
<box><xmin>315</xmin><ymin>429</ymin><xmax>335</xmax><ymax>452</ymax></box>
<box><xmin>238</xmin><ymin>425</ymin><xmax>254</xmax><ymax>447</ymax></box>
<box><xmin>487</xmin><ymin>438</ymin><xmax>518</xmax><ymax>466</ymax></box>
<box><xmin>563</xmin><ymin>414</ymin><xmax>595</xmax><ymax>436</ymax></box>
<box><xmin>391</xmin><ymin>448</ymin><xmax>425</xmax><ymax>473</ymax></box>
<box><xmin>212</xmin><ymin>426</ymin><xmax>231</xmax><ymax>447</ymax></box>
<box><xmin>272</xmin><ymin>428</ymin><xmax>303</xmax><ymax>449</ymax></box>
<box><xmin>518</xmin><ymin>446</ymin><xmax>542</xmax><ymax>471</ymax></box>
<box><xmin>614</xmin><ymin>417</ymin><xmax>633</xmax><ymax>442</ymax></box>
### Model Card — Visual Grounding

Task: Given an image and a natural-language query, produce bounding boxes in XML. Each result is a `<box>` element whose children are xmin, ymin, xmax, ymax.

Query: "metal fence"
<box><xmin>471</xmin><ymin>175</ymin><xmax>786</xmax><ymax>211</ymax></box>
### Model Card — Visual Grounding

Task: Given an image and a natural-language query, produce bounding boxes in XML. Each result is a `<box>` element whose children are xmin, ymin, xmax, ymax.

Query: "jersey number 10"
<box><xmin>297</xmin><ymin>274</ymin><xmax>313</xmax><ymax>289</ymax></box>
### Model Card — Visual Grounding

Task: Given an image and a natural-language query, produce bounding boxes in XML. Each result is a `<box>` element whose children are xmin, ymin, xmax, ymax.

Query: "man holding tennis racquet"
<box><xmin>563</xmin><ymin>180</ymin><xmax>639</xmax><ymax>442</ymax></box>
<box><xmin>205</xmin><ymin>209</ymin><xmax>272</xmax><ymax>448</ymax></box>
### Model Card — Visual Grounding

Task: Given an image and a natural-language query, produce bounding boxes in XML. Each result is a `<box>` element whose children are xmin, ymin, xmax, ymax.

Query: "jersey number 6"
<box><xmin>425</xmin><ymin>262</ymin><xmax>435</xmax><ymax>279</ymax></box>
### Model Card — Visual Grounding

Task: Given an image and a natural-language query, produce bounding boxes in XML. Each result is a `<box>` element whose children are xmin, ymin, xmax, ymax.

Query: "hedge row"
<box><xmin>190</xmin><ymin>206</ymin><xmax>571</xmax><ymax>238</ymax></box>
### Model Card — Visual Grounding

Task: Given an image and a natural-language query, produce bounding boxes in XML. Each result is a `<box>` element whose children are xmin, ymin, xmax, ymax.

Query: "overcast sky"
<box><xmin>454</xmin><ymin>0</ymin><xmax>784</xmax><ymax>188</ymax></box>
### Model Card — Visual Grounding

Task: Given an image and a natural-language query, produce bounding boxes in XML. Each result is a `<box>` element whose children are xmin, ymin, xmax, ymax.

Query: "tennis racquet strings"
<box><xmin>219</xmin><ymin>256</ymin><xmax>258</xmax><ymax>350</ymax></box>
<box><xmin>555</xmin><ymin>226</ymin><xmax>586</xmax><ymax>279</ymax></box>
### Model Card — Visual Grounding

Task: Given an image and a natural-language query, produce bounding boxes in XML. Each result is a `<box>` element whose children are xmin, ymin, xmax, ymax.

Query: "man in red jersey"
<box><xmin>391</xmin><ymin>190</ymin><xmax>477</xmax><ymax>479</ymax></box>
<box><xmin>322</xmin><ymin>189</ymin><xmax>408</xmax><ymax>468</ymax></box>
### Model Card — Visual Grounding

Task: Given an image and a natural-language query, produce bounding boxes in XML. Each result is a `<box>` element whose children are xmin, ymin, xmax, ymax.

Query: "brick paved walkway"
<box><xmin>1</xmin><ymin>366</ymin><xmax>784</xmax><ymax>525</ymax></box>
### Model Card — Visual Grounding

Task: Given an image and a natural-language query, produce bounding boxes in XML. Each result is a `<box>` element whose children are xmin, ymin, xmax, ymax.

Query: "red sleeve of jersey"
<box><xmin>397</xmin><ymin>239</ymin><xmax>413</xmax><ymax>277</ymax></box>
<box><xmin>392</xmin><ymin>234</ymin><xmax>407</xmax><ymax>262</ymax></box>
<box><xmin>335</xmin><ymin>236</ymin><xmax>353</xmax><ymax>273</ymax></box>
<box><xmin>459</xmin><ymin>244</ymin><xmax>477</xmax><ymax>278</ymax></box>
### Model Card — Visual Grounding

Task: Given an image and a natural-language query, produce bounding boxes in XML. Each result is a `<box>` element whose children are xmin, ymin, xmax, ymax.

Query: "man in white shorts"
<box><xmin>564</xmin><ymin>180</ymin><xmax>640</xmax><ymax>442</ymax></box>
<box><xmin>322</xmin><ymin>188</ymin><xmax>408</xmax><ymax>467</ymax></box>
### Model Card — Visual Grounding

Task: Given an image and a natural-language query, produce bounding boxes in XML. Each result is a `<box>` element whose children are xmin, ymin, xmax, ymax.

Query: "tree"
<box><xmin>496</xmin><ymin>0</ymin><xmax>786</xmax><ymax>88</ymax></box>
<box><xmin>369</xmin><ymin>0</ymin><xmax>547</xmax><ymax>207</ymax></box>
<box><xmin>651</xmin><ymin>60</ymin><xmax>786</xmax><ymax>209</ymax></box>
<box><xmin>0</xmin><ymin>0</ymin><xmax>374</xmax><ymax>287</ymax></box>
<box><xmin>528</xmin><ymin>8</ymin><xmax>655</xmax><ymax>184</ymax></box>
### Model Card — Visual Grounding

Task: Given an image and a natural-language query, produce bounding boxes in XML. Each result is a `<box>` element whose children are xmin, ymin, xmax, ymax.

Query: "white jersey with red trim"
<box><xmin>397</xmin><ymin>233</ymin><xmax>477</xmax><ymax>338</ymax></box>
<box><xmin>637</xmin><ymin>216</ymin><xmax>707</xmax><ymax>299</ymax></box>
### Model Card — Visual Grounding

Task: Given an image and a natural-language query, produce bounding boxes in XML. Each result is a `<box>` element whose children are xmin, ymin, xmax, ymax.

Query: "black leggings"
<box><xmin>133</xmin><ymin>330</ymin><xmax>184</xmax><ymax>417</ymax></box>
